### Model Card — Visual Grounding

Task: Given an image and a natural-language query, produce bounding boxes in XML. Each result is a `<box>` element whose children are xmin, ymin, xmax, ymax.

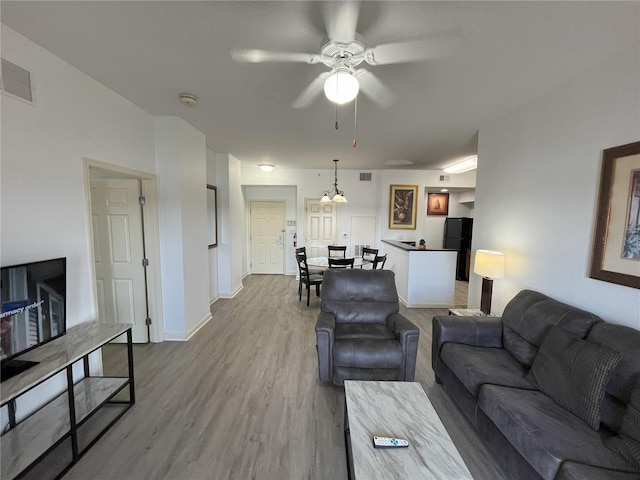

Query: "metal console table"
<box><xmin>1</xmin><ymin>322</ymin><xmax>135</xmax><ymax>480</ymax></box>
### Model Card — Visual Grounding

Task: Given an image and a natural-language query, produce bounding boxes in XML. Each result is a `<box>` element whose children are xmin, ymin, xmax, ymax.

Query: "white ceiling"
<box><xmin>2</xmin><ymin>1</ymin><xmax>638</xmax><ymax>171</ymax></box>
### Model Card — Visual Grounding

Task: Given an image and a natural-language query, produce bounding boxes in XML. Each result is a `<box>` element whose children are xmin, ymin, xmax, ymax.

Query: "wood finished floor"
<box><xmin>67</xmin><ymin>275</ymin><xmax>507</xmax><ymax>480</ymax></box>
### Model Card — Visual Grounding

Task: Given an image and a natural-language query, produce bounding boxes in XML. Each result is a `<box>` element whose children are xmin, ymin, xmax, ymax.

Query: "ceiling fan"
<box><xmin>231</xmin><ymin>1</ymin><xmax>452</xmax><ymax>109</ymax></box>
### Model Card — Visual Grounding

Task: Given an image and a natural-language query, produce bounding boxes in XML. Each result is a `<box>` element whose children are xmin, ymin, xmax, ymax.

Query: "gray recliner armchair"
<box><xmin>315</xmin><ymin>269</ymin><xmax>420</xmax><ymax>386</ymax></box>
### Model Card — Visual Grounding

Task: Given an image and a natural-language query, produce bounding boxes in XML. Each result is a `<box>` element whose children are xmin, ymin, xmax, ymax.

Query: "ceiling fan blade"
<box><xmin>231</xmin><ymin>49</ymin><xmax>320</xmax><ymax>64</ymax></box>
<box><xmin>323</xmin><ymin>1</ymin><xmax>360</xmax><ymax>44</ymax></box>
<box><xmin>292</xmin><ymin>72</ymin><xmax>331</xmax><ymax>109</ymax></box>
<box><xmin>364</xmin><ymin>37</ymin><xmax>458</xmax><ymax>65</ymax></box>
<box><xmin>355</xmin><ymin>69</ymin><xmax>395</xmax><ymax>108</ymax></box>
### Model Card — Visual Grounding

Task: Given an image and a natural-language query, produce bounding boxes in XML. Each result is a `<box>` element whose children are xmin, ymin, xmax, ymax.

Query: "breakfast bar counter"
<box><xmin>381</xmin><ymin>240</ymin><xmax>457</xmax><ymax>308</ymax></box>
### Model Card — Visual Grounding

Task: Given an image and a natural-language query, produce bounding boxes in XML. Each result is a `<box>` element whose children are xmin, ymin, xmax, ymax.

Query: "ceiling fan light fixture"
<box><xmin>324</xmin><ymin>70</ymin><xmax>359</xmax><ymax>104</ymax></box>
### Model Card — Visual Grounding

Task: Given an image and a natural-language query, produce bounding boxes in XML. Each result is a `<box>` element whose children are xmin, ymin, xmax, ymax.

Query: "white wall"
<box><xmin>473</xmin><ymin>46</ymin><xmax>640</xmax><ymax>328</ymax></box>
<box><xmin>206</xmin><ymin>148</ymin><xmax>219</xmax><ymax>303</ymax></box>
<box><xmin>216</xmin><ymin>153</ymin><xmax>244</xmax><ymax>297</ymax></box>
<box><xmin>241</xmin><ymin>166</ymin><xmax>476</xmax><ymax>257</ymax></box>
<box><xmin>1</xmin><ymin>26</ymin><xmax>157</xmax><ymax>327</ymax></box>
<box><xmin>154</xmin><ymin>117</ymin><xmax>211</xmax><ymax>340</ymax></box>
<box><xmin>2</xmin><ymin>26</ymin><xmax>214</xmax><ymax>342</ymax></box>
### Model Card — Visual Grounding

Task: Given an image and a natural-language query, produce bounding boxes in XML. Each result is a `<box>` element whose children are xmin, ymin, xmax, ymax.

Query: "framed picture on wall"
<box><xmin>589</xmin><ymin>141</ymin><xmax>640</xmax><ymax>289</ymax></box>
<box><xmin>389</xmin><ymin>185</ymin><xmax>418</xmax><ymax>229</ymax></box>
<box><xmin>427</xmin><ymin>193</ymin><xmax>449</xmax><ymax>215</ymax></box>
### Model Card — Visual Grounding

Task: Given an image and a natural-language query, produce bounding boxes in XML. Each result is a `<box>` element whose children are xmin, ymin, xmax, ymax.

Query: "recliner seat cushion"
<box><xmin>440</xmin><ymin>343</ymin><xmax>536</xmax><ymax>396</ymax></box>
<box><xmin>333</xmin><ymin>339</ymin><xmax>403</xmax><ymax>369</ymax></box>
<box><xmin>479</xmin><ymin>384</ymin><xmax>634</xmax><ymax>480</ymax></box>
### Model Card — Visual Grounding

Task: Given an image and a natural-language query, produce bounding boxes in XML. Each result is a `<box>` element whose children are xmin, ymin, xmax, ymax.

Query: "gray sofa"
<box><xmin>315</xmin><ymin>269</ymin><xmax>420</xmax><ymax>386</ymax></box>
<box><xmin>432</xmin><ymin>290</ymin><xmax>640</xmax><ymax>480</ymax></box>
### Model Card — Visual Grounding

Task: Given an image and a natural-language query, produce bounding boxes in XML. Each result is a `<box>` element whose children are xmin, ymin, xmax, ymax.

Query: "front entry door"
<box><xmin>250</xmin><ymin>201</ymin><xmax>285</xmax><ymax>274</ymax></box>
<box><xmin>305</xmin><ymin>199</ymin><xmax>337</xmax><ymax>258</ymax></box>
<box><xmin>90</xmin><ymin>179</ymin><xmax>148</xmax><ymax>342</ymax></box>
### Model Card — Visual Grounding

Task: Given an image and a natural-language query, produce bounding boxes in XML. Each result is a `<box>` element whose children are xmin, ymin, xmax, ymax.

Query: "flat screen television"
<box><xmin>0</xmin><ymin>257</ymin><xmax>67</xmax><ymax>381</ymax></box>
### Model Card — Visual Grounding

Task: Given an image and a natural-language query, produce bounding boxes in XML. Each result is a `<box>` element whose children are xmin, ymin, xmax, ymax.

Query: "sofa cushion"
<box><xmin>440</xmin><ymin>343</ymin><xmax>536</xmax><ymax>396</ymax></box>
<box><xmin>587</xmin><ymin>323</ymin><xmax>640</xmax><ymax>432</ymax></box>
<box><xmin>333</xmin><ymin>339</ymin><xmax>404</xmax><ymax>368</ymax></box>
<box><xmin>528</xmin><ymin>326</ymin><xmax>621</xmax><ymax>429</ymax></box>
<box><xmin>478</xmin><ymin>384</ymin><xmax>634</xmax><ymax>480</ymax></box>
<box><xmin>605</xmin><ymin>380</ymin><xmax>640</xmax><ymax>469</ymax></box>
<box><xmin>501</xmin><ymin>290</ymin><xmax>602</xmax><ymax>367</ymax></box>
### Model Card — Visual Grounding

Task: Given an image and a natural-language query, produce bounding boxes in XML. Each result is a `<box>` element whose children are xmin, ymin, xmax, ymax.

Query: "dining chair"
<box><xmin>373</xmin><ymin>254</ymin><xmax>388</xmax><ymax>269</ymax></box>
<box><xmin>328</xmin><ymin>245</ymin><xmax>347</xmax><ymax>258</ymax></box>
<box><xmin>328</xmin><ymin>257</ymin><xmax>355</xmax><ymax>269</ymax></box>
<box><xmin>361</xmin><ymin>247</ymin><xmax>379</xmax><ymax>268</ymax></box>
<box><xmin>296</xmin><ymin>246</ymin><xmax>323</xmax><ymax>276</ymax></box>
<box><xmin>296</xmin><ymin>252</ymin><xmax>323</xmax><ymax>306</ymax></box>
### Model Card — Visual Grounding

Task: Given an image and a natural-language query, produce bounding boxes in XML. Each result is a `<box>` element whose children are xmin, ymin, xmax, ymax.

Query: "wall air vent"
<box><xmin>1</xmin><ymin>58</ymin><xmax>34</xmax><ymax>104</ymax></box>
<box><xmin>359</xmin><ymin>172</ymin><xmax>372</xmax><ymax>181</ymax></box>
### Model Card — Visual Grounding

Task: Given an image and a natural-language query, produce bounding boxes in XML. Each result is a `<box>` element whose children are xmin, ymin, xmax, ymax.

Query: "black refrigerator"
<box><xmin>443</xmin><ymin>217</ymin><xmax>473</xmax><ymax>281</ymax></box>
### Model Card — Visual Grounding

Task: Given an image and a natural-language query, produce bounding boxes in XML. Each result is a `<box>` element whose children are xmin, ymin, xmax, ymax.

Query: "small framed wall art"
<box><xmin>389</xmin><ymin>185</ymin><xmax>418</xmax><ymax>229</ymax></box>
<box><xmin>427</xmin><ymin>193</ymin><xmax>449</xmax><ymax>216</ymax></box>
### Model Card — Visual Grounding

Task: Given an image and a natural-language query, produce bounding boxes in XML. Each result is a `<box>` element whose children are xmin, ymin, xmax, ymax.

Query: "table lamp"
<box><xmin>474</xmin><ymin>250</ymin><xmax>505</xmax><ymax>315</ymax></box>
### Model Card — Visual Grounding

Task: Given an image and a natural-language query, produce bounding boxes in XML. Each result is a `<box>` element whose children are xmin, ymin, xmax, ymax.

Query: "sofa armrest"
<box><xmin>431</xmin><ymin>315</ymin><xmax>503</xmax><ymax>372</ymax></box>
<box><xmin>386</xmin><ymin>313</ymin><xmax>420</xmax><ymax>381</ymax></box>
<box><xmin>315</xmin><ymin>311</ymin><xmax>336</xmax><ymax>382</ymax></box>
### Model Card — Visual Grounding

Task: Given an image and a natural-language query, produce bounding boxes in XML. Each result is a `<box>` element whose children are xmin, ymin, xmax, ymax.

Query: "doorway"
<box><xmin>305</xmin><ymin>198</ymin><xmax>338</xmax><ymax>257</ymax></box>
<box><xmin>84</xmin><ymin>159</ymin><xmax>163</xmax><ymax>343</ymax></box>
<box><xmin>250</xmin><ymin>201</ymin><xmax>285</xmax><ymax>274</ymax></box>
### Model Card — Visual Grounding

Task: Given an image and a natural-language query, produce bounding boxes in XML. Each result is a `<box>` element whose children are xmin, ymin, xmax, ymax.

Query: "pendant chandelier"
<box><xmin>321</xmin><ymin>159</ymin><xmax>348</xmax><ymax>203</ymax></box>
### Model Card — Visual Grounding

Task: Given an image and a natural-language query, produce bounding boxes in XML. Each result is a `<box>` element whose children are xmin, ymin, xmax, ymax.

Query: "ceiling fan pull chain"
<box><xmin>335</xmin><ymin>103</ymin><xmax>339</xmax><ymax>130</ymax></box>
<box><xmin>352</xmin><ymin>95</ymin><xmax>358</xmax><ymax>148</ymax></box>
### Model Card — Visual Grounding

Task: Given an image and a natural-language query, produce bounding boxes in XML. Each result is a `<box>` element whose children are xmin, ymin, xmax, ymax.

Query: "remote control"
<box><xmin>372</xmin><ymin>436</ymin><xmax>409</xmax><ymax>449</ymax></box>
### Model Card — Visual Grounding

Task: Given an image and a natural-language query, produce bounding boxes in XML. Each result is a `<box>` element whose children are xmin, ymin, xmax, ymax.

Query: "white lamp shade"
<box><xmin>332</xmin><ymin>194</ymin><xmax>348</xmax><ymax>203</ymax></box>
<box><xmin>474</xmin><ymin>250</ymin><xmax>504</xmax><ymax>279</ymax></box>
<box><xmin>320</xmin><ymin>194</ymin><xmax>332</xmax><ymax>203</ymax></box>
<box><xmin>324</xmin><ymin>71</ymin><xmax>359</xmax><ymax>104</ymax></box>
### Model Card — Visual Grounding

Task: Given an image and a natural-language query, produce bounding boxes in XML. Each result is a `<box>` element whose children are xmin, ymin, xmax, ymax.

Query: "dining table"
<box><xmin>306</xmin><ymin>256</ymin><xmax>366</xmax><ymax>269</ymax></box>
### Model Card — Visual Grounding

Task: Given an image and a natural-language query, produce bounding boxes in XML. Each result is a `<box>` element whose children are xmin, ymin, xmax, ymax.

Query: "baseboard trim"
<box><xmin>164</xmin><ymin>312</ymin><xmax>213</xmax><ymax>341</ymax></box>
<box><xmin>219</xmin><ymin>284</ymin><xmax>244</xmax><ymax>299</ymax></box>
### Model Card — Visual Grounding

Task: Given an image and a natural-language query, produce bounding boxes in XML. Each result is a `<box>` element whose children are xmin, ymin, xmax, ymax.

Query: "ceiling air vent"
<box><xmin>1</xmin><ymin>58</ymin><xmax>34</xmax><ymax>104</ymax></box>
<box><xmin>359</xmin><ymin>172</ymin><xmax>372</xmax><ymax>181</ymax></box>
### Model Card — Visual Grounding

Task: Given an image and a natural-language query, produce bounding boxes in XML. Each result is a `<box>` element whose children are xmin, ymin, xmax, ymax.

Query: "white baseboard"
<box><xmin>164</xmin><ymin>312</ymin><xmax>213</xmax><ymax>341</ymax></box>
<box><xmin>219</xmin><ymin>284</ymin><xmax>244</xmax><ymax>299</ymax></box>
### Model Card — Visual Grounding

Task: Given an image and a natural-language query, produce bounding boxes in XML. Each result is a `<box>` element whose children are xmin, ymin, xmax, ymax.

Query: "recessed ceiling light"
<box><xmin>441</xmin><ymin>189</ymin><xmax>449</xmax><ymax>192</ymax></box>
<box><xmin>258</xmin><ymin>164</ymin><xmax>274</xmax><ymax>172</ymax></box>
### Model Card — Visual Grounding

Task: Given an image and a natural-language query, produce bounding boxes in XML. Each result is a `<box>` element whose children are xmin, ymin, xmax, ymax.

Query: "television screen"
<box><xmin>0</xmin><ymin>257</ymin><xmax>67</xmax><ymax>371</ymax></box>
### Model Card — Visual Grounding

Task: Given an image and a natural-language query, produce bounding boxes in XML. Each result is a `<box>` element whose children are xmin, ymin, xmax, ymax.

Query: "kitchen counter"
<box><xmin>381</xmin><ymin>240</ymin><xmax>458</xmax><ymax>308</ymax></box>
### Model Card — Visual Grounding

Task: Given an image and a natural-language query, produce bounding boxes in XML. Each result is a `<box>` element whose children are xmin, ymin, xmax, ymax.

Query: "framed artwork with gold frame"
<box><xmin>389</xmin><ymin>185</ymin><xmax>418</xmax><ymax>229</ymax></box>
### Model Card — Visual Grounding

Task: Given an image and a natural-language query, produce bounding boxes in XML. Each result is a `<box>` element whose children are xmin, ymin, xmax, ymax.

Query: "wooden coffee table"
<box><xmin>344</xmin><ymin>380</ymin><xmax>473</xmax><ymax>480</ymax></box>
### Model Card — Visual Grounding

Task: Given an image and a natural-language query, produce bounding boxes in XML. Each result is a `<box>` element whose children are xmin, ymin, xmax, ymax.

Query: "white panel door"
<box><xmin>305</xmin><ymin>199</ymin><xmax>337</xmax><ymax>258</ymax></box>
<box><xmin>250</xmin><ymin>201</ymin><xmax>285</xmax><ymax>274</ymax></box>
<box><xmin>90</xmin><ymin>179</ymin><xmax>148</xmax><ymax>342</ymax></box>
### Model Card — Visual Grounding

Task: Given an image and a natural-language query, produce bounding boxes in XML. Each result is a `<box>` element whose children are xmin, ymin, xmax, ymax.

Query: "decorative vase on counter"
<box><xmin>418</xmin><ymin>239</ymin><xmax>426</xmax><ymax>250</ymax></box>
